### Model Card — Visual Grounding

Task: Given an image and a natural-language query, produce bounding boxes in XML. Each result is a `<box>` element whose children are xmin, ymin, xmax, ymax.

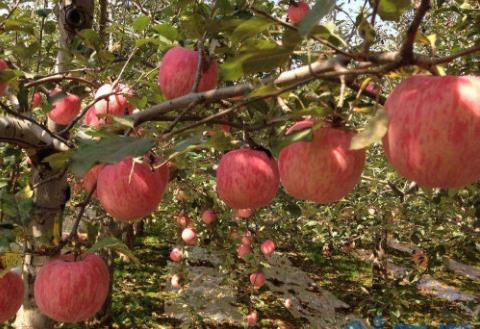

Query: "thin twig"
<box><xmin>112</xmin><ymin>48</ymin><xmax>139</xmax><ymax>88</ymax></box>
<box><xmin>400</xmin><ymin>0</ymin><xmax>431</xmax><ymax>62</ymax></box>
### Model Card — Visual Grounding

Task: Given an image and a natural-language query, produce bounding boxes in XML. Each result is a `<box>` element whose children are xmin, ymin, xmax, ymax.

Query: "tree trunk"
<box><xmin>13</xmin><ymin>163</ymin><xmax>68</xmax><ymax>329</ymax></box>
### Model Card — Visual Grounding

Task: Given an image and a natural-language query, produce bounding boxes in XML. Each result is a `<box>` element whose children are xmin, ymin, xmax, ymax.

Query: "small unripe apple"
<box><xmin>236</xmin><ymin>243</ymin><xmax>252</xmax><ymax>258</ymax></box>
<box><xmin>278</xmin><ymin>120</ymin><xmax>365</xmax><ymax>203</ymax></box>
<box><xmin>171</xmin><ymin>274</ymin><xmax>181</xmax><ymax>289</ymax></box>
<box><xmin>0</xmin><ymin>270</ymin><xmax>24</xmax><ymax>323</ymax></box>
<box><xmin>176</xmin><ymin>214</ymin><xmax>191</xmax><ymax>227</ymax></box>
<box><xmin>241</xmin><ymin>230</ymin><xmax>253</xmax><ymax>245</ymax></box>
<box><xmin>97</xmin><ymin>156</ymin><xmax>169</xmax><ymax>221</ymax></box>
<box><xmin>250</xmin><ymin>272</ymin><xmax>266</xmax><ymax>289</ymax></box>
<box><xmin>216</xmin><ymin>149</ymin><xmax>279</xmax><ymax>209</ymax></box>
<box><xmin>246</xmin><ymin>310</ymin><xmax>258</xmax><ymax>326</ymax></box>
<box><xmin>201</xmin><ymin>209</ymin><xmax>217</xmax><ymax>225</ymax></box>
<box><xmin>260</xmin><ymin>239</ymin><xmax>275</xmax><ymax>257</ymax></box>
<box><xmin>47</xmin><ymin>88</ymin><xmax>81</xmax><ymax>125</ymax></box>
<box><xmin>216</xmin><ymin>124</ymin><xmax>231</xmax><ymax>133</ymax></box>
<box><xmin>169</xmin><ymin>248</ymin><xmax>183</xmax><ymax>262</ymax></box>
<box><xmin>0</xmin><ymin>59</ymin><xmax>8</xmax><ymax>95</ymax></box>
<box><xmin>174</xmin><ymin>188</ymin><xmax>188</xmax><ymax>201</ymax></box>
<box><xmin>34</xmin><ymin>253</ymin><xmax>109</xmax><ymax>323</ymax></box>
<box><xmin>81</xmin><ymin>164</ymin><xmax>106</xmax><ymax>197</ymax></box>
<box><xmin>383</xmin><ymin>75</ymin><xmax>480</xmax><ymax>188</ymax></box>
<box><xmin>287</xmin><ymin>1</ymin><xmax>310</xmax><ymax>24</ymax></box>
<box><xmin>158</xmin><ymin>47</ymin><xmax>218</xmax><ymax>99</ymax></box>
<box><xmin>31</xmin><ymin>92</ymin><xmax>42</xmax><ymax>108</ymax></box>
<box><xmin>246</xmin><ymin>311</ymin><xmax>258</xmax><ymax>326</ymax></box>
<box><xmin>181</xmin><ymin>228</ymin><xmax>197</xmax><ymax>245</ymax></box>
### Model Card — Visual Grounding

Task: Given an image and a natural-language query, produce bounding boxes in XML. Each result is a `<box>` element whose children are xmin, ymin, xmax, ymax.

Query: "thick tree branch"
<box><xmin>132</xmin><ymin>55</ymin><xmax>351</xmax><ymax>125</ymax></box>
<box><xmin>0</xmin><ymin>116</ymin><xmax>69</xmax><ymax>151</ymax></box>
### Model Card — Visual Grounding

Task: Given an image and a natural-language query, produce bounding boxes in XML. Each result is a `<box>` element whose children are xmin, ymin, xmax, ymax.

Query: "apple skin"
<box><xmin>181</xmin><ymin>228</ymin><xmax>197</xmax><ymax>245</ymax></box>
<box><xmin>234</xmin><ymin>208</ymin><xmax>252</xmax><ymax>219</ymax></box>
<box><xmin>81</xmin><ymin>164</ymin><xmax>106</xmax><ymax>197</ymax></box>
<box><xmin>249</xmin><ymin>272</ymin><xmax>266</xmax><ymax>289</ymax></box>
<box><xmin>176</xmin><ymin>214</ymin><xmax>191</xmax><ymax>227</ymax></box>
<box><xmin>0</xmin><ymin>270</ymin><xmax>24</xmax><ymax>323</ymax></box>
<box><xmin>85</xmin><ymin>84</ymin><xmax>133</xmax><ymax>127</ymax></box>
<box><xmin>33</xmin><ymin>253</ymin><xmax>109</xmax><ymax>323</ymax></box>
<box><xmin>278</xmin><ymin>120</ymin><xmax>365</xmax><ymax>203</ymax></box>
<box><xmin>169</xmin><ymin>248</ymin><xmax>183</xmax><ymax>262</ymax></box>
<box><xmin>201</xmin><ymin>209</ymin><xmax>217</xmax><ymax>225</ymax></box>
<box><xmin>97</xmin><ymin>157</ymin><xmax>169</xmax><ymax>221</ymax></box>
<box><xmin>47</xmin><ymin>88</ymin><xmax>81</xmax><ymax>125</ymax></box>
<box><xmin>31</xmin><ymin>92</ymin><xmax>42</xmax><ymax>108</ymax></box>
<box><xmin>0</xmin><ymin>59</ymin><xmax>8</xmax><ymax>95</ymax></box>
<box><xmin>216</xmin><ymin>149</ymin><xmax>280</xmax><ymax>209</ymax></box>
<box><xmin>287</xmin><ymin>1</ymin><xmax>310</xmax><ymax>24</ymax></box>
<box><xmin>240</xmin><ymin>230</ymin><xmax>252</xmax><ymax>246</ymax></box>
<box><xmin>171</xmin><ymin>274</ymin><xmax>181</xmax><ymax>289</ymax></box>
<box><xmin>383</xmin><ymin>75</ymin><xmax>480</xmax><ymax>188</ymax></box>
<box><xmin>236</xmin><ymin>244</ymin><xmax>252</xmax><ymax>258</ymax></box>
<box><xmin>158</xmin><ymin>47</ymin><xmax>218</xmax><ymax>100</ymax></box>
<box><xmin>260</xmin><ymin>239</ymin><xmax>275</xmax><ymax>257</ymax></box>
<box><xmin>246</xmin><ymin>310</ymin><xmax>258</xmax><ymax>326</ymax></box>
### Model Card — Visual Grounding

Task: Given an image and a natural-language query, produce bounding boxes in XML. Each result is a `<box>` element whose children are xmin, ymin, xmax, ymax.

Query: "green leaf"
<box><xmin>221</xmin><ymin>46</ymin><xmax>291</xmax><ymax>81</ymax></box>
<box><xmin>231</xmin><ymin>17</ymin><xmax>272</xmax><ymax>43</ymax></box>
<box><xmin>69</xmin><ymin>136</ymin><xmax>155</xmax><ymax>177</ymax></box>
<box><xmin>350</xmin><ymin>109</ymin><xmax>389</xmax><ymax>150</ymax></box>
<box><xmin>298</xmin><ymin>0</ymin><xmax>336</xmax><ymax>37</ymax></box>
<box><xmin>89</xmin><ymin>237</ymin><xmax>140</xmax><ymax>266</ymax></box>
<box><xmin>153</xmin><ymin>23</ymin><xmax>178</xmax><ymax>41</ymax></box>
<box><xmin>111</xmin><ymin>116</ymin><xmax>135</xmax><ymax>128</ymax></box>
<box><xmin>77</xmin><ymin>29</ymin><xmax>102</xmax><ymax>50</ymax></box>
<box><xmin>0</xmin><ymin>69</ymin><xmax>17</xmax><ymax>83</ymax></box>
<box><xmin>132</xmin><ymin>15</ymin><xmax>150</xmax><ymax>32</ymax></box>
<box><xmin>249</xmin><ymin>84</ymin><xmax>281</xmax><ymax>97</ymax></box>
<box><xmin>372</xmin><ymin>0</ymin><xmax>412</xmax><ymax>22</ymax></box>
<box><xmin>310</xmin><ymin>23</ymin><xmax>348</xmax><ymax>47</ymax></box>
<box><xmin>271</xmin><ymin>126</ymin><xmax>314</xmax><ymax>156</ymax></box>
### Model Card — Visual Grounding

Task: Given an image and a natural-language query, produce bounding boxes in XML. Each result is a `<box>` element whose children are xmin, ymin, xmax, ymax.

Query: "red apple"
<box><xmin>216</xmin><ymin>124</ymin><xmax>231</xmax><ymax>133</ymax></box>
<box><xmin>34</xmin><ymin>253</ymin><xmax>109</xmax><ymax>323</ymax></box>
<box><xmin>31</xmin><ymin>92</ymin><xmax>42</xmax><ymax>108</ymax></box>
<box><xmin>260</xmin><ymin>239</ymin><xmax>275</xmax><ymax>257</ymax></box>
<box><xmin>250</xmin><ymin>272</ymin><xmax>266</xmax><ymax>289</ymax></box>
<box><xmin>176</xmin><ymin>214</ymin><xmax>191</xmax><ymax>227</ymax></box>
<box><xmin>171</xmin><ymin>274</ymin><xmax>181</xmax><ymax>289</ymax></box>
<box><xmin>97</xmin><ymin>156</ymin><xmax>169</xmax><ymax>221</ymax></box>
<box><xmin>278</xmin><ymin>120</ymin><xmax>365</xmax><ymax>203</ymax></box>
<box><xmin>169</xmin><ymin>248</ymin><xmax>183</xmax><ymax>262</ymax></box>
<box><xmin>201</xmin><ymin>209</ymin><xmax>217</xmax><ymax>225</ymax></box>
<box><xmin>246</xmin><ymin>310</ymin><xmax>258</xmax><ymax>326</ymax></box>
<box><xmin>81</xmin><ymin>164</ymin><xmax>106</xmax><ymax>197</ymax></box>
<box><xmin>234</xmin><ymin>208</ymin><xmax>253</xmax><ymax>219</ymax></box>
<box><xmin>236</xmin><ymin>243</ymin><xmax>252</xmax><ymax>258</ymax></box>
<box><xmin>383</xmin><ymin>75</ymin><xmax>480</xmax><ymax>188</ymax></box>
<box><xmin>0</xmin><ymin>59</ymin><xmax>8</xmax><ymax>95</ymax></box>
<box><xmin>0</xmin><ymin>270</ymin><xmax>24</xmax><ymax>323</ymax></box>
<box><xmin>85</xmin><ymin>84</ymin><xmax>134</xmax><ymax>127</ymax></box>
<box><xmin>241</xmin><ymin>230</ymin><xmax>253</xmax><ymax>246</ymax></box>
<box><xmin>158</xmin><ymin>47</ymin><xmax>218</xmax><ymax>99</ymax></box>
<box><xmin>216</xmin><ymin>149</ymin><xmax>279</xmax><ymax>209</ymax></box>
<box><xmin>181</xmin><ymin>228</ymin><xmax>197</xmax><ymax>245</ymax></box>
<box><xmin>287</xmin><ymin>1</ymin><xmax>310</xmax><ymax>24</ymax></box>
<box><xmin>47</xmin><ymin>88</ymin><xmax>81</xmax><ymax>125</ymax></box>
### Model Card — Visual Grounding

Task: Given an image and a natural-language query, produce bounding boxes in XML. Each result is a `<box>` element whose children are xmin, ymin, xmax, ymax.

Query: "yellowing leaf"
<box><xmin>350</xmin><ymin>109</ymin><xmax>389</xmax><ymax>150</ymax></box>
<box><xmin>0</xmin><ymin>252</ymin><xmax>22</xmax><ymax>277</ymax></box>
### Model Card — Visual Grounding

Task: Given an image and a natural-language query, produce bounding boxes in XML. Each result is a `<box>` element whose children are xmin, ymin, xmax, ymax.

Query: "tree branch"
<box><xmin>0</xmin><ymin>116</ymin><xmax>70</xmax><ymax>151</ymax></box>
<box><xmin>400</xmin><ymin>0</ymin><xmax>431</xmax><ymax>63</ymax></box>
